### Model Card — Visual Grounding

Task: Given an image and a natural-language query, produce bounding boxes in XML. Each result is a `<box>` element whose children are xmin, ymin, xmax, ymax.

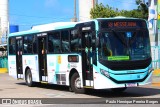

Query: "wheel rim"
<box><xmin>27</xmin><ymin>73</ymin><xmax>31</xmax><ymax>84</ymax></box>
<box><xmin>74</xmin><ymin>77</ymin><xmax>81</xmax><ymax>89</ymax></box>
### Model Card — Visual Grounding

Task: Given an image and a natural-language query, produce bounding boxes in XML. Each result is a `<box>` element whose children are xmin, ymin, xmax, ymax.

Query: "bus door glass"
<box><xmin>82</xmin><ymin>30</ymin><xmax>94</xmax><ymax>87</ymax></box>
<box><xmin>38</xmin><ymin>35</ymin><xmax>48</xmax><ymax>82</ymax></box>
<box><xmin>16</xmin><ymin>37</ymin><xmax>23</xmax><ymax>79</ymax></box>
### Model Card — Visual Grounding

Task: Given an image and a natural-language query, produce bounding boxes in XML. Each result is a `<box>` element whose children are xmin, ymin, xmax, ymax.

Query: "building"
<box><xmin>0</xmin><ymin>0</ymin><xmax>8</xmax><ymax>69</ymax></box>
<box><xmin>79</xmin><ymin>0</ymin><xmax>98</xmax><ymax>21</ymax></box>
<box><xmin>0</xmin><ymin>0</ymin><xmax>9</xmax><ymax>44</ymax></box>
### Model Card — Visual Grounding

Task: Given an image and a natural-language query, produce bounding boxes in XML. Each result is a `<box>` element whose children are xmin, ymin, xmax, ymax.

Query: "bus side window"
<box><xmin>9</xmin><ymin>45</ymin><xmax>13</xmax><ymax>54</ymax></box>
<box><xmin>70</xmin><ymin>29</ymin><xmax>80</xmax><ymax>52</ymax></box>
<box><xmin>32</xmin><ymin>36</ymin><xmax>37</xmax><ymax>53</ymax></box>
<box><xmin>23</xmin><ymin>35</ymin><xmax>34</xmax><ymax>54</ymax></box>
<box><xmin>27</xmin><ymin>44</ymin><xmax>32</xmax><ymax>53</ymax></box>
<box><xmin>48</xmin><ymin>40</ymin><xmax>54</xmax><ymax>53</ymax></box>
<box><xmin>61</xmin><ymin>30</ymin><xmax>70</xmax><ymax>52</ymax></box>
<box><xmin>9</xmin><ymin>37</ymin><xmax>16</xmax><ymax>54</ymax></box>
<box><xmin>48</xmin><ymin>32</ymin><xmax>60</xmax><ymax>53</ymax></box>
<box><xmin>33</xmin><ymin>41</ymin><xmax>37</xmax><ymax>53</ymax></box>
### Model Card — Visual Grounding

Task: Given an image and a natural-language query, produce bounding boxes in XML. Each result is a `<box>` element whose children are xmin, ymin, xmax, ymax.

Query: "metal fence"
<box><xmin>0</xmin><ymin>57</ymin><xmax>8</xmax><ymax>68</ymax></box>
<box><xmin>151</xmin><ymin>46</ymin><xmax>160</xmax><ymax>69</ymax></box>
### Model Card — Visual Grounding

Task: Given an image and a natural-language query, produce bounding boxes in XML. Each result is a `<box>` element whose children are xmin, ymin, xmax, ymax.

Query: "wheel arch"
<box><xmin>24</xmin><ymin>66</ymin><xmax>31</xmax><ymax>80</ymax></box>
<box><xmin>69</xmin><ymin>68</ymin><xmax>79</xmax><ymax>86</ymax></box>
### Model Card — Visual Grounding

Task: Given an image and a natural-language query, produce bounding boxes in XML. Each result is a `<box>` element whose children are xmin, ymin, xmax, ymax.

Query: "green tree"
<box><xmin>90</xmin><ymin>3</ymin><xmax>120</xmax><ymax>19</ymax></box>
<box><xmin>90</xmin><ymin>1</ymin><xmax>148</xmax><ymax>19</ymax></box>
<box><xmin>136</xmin><ymin>0</ymin><xmax>148</xmax><ymax>19</ymax></box>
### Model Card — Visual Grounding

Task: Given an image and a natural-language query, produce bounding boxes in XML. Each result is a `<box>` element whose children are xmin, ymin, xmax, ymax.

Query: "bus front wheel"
<box><xmin>25</xmin><ymin>69</ymin><xmax>34</xmax><ymax>87</ymax></box>
<box><xmin>70</xmin><ymin>73</ymin><xmax>85</xmax><ymax>94</ymax></box>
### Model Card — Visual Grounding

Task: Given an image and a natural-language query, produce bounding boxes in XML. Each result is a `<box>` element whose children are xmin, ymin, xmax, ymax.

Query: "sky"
<box><xmin>9</xmin><ymin>0</ymin><xmax>139</xmax><ymax>31</ymax></box>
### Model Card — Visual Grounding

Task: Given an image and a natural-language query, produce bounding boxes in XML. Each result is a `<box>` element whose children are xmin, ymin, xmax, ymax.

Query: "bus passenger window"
<box><xmin>33</xmin><ymin>41</ymin><xmax>37</xmax><ymax>53</ymax></box>
<box><xmin>23</xmin><ymin>35</ymin><xmax>35</xmax><ymax>54</ymax></box>
<box><xmin>61</xmin><ymin>30</ymin><xmax>70</xmax><ymax>52</ymax></box>
<box><xmin>48</xmin><ymin>40</ymin><xmax>54</xmax><ymax>52</ymax></box>
<box><xmin>9</xmin><ymin>37</ymin><xmax>16</xmax><ymax>54</ymax></box>
<box><xmin>32</xmin><ymin>36</ymin><xmax>37</xmax><ymax>53</ymax></box>
<box><xmin>70</xmin><ymin>29</ymin><xmax>81</xmax><ymax>52</ymax></box>
<box><xmin>48</xmin><ymin>32</ymin><xmax>60</xmax><ymax>53</ymax></box>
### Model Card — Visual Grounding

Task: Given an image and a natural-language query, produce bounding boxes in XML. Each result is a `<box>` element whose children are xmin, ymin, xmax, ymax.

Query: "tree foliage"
<box><xmin>90</xmin><ymin>3</ymin><xmax>120</xmax><ymax>18</ymax></box>
<box><xmin>90</xmin><ymin>1</ymin><xmax>148</xmax><ymax>20</ymax></box>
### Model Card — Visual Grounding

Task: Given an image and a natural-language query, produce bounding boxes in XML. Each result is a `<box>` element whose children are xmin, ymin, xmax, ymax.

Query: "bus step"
<box><xmin>40</xmin><ymin>81</ymin><xmax>48</xmax><ymax>84</ymax></box>
<box><xmin>83</xmin><ymin>86</ymin><xmax>93</xmax><ymax>88</ymax></box>
<box><xmin>17</xmin><ymin>78</ymin><xmax>23</xmax><ymax>80</ymax></box>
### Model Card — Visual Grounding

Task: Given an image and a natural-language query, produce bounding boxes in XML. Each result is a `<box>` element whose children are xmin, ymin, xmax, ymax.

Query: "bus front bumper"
<box><xmin>93</xmin><ymin>70</ymin><xmax>153</xmax><ymax>89</ymax></box>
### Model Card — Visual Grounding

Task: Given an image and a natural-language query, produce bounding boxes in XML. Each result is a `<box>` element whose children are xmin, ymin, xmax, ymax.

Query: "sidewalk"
<box><xmin>152</xmin><ymin>69</ymin><xmax>160</xmax><ymax>86</ymax></box>
<box><xmin>152</xmin><ymin>75</ymin><xmax>160</xmax><ymax>86</ymax></box>
<box><xmin>153</xmin><ymin>69</ymin><xmax>160</xmax><ymax>76</ymax></box>
<box><xmin>0</xmin><ymin>68</ymin><xmax>8</xmax><ymax>73</ymax></box>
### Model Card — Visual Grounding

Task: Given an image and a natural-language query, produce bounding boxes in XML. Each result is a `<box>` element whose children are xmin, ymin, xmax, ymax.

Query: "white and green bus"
<box><xmin>8</xmin><ymin>17</ymin><xmax>153</xmax><ymax>93</ymax></box>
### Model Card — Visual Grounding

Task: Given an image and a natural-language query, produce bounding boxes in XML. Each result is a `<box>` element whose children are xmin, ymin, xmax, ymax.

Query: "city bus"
<box><xmin>8</xmin><ymin>17</ymin><xmax>153</xmax><ymax>93</ymax></box>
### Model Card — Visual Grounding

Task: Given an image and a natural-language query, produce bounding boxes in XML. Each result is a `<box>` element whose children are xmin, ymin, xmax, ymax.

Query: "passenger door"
<box><xmin>81</xmin><ymin>31</ymin><xmax>94</xmax><ymax>87</ymax></box>
<box><xmin>16</xmin><ymin>37</ymin><xmax>23</xmax><ymax>79</ymax></box>
<box><xmin>38</xmin><ymin>36</ymin><xmax>48</xmax><ymax>82</ymax></box>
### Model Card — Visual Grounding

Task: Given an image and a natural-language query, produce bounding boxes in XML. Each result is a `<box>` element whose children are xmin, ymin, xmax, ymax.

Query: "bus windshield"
<box><xmin>98</xmin><ymin>29</ymin><xmax>151</xmax><ymax>61</ymax></box>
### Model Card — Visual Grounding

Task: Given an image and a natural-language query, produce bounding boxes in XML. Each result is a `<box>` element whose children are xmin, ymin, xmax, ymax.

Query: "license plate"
<box><xmin>126</xmin><ymin>83</ymin><xmax>137</xmax><ymax>87</ymax></box>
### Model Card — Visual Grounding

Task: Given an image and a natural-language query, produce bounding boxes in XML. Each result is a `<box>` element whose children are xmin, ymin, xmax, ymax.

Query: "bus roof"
<box><xmin>32</xmin><ymin>22</ymin><xmax>77</xmax><ymax>30</ymax></box>
<box><xmin>96</xmin><ymin>17</ymin><xmax>144</xmax><ymax>20</ymax></box>
<box><xmin>9</xmin><ymin>22</ymin><xmax>77</xmax><ymax>37</ymax></box>
<box><xmin>9</xmin><ymin>17</ymin><xmax>144</xmax><ymax>37</ymax></box>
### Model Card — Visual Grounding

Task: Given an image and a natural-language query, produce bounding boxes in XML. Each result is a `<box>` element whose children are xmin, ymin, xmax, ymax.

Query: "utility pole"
<box><xmin>71</xmin><ymin>0</ymin><xmax>77</xmax><ymax>22</ymax></box>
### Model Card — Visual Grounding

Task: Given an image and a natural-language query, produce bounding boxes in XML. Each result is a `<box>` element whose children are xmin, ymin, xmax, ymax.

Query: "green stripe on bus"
<box><xmin>108</xmin><ymin>56</ymin><xmax>129</xmax><ymax>61</ymax></box>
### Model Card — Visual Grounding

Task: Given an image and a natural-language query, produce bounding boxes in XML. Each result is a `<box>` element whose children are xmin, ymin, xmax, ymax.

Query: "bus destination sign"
<box><xmin>108</xmin><ymin>22</ymin><xmax>137</xmax><ymax>28</ymax></box>
<box><xmin>101</xmin><ymin>20</ymin><xmax>146</xmax><ymax>29</ymax></box>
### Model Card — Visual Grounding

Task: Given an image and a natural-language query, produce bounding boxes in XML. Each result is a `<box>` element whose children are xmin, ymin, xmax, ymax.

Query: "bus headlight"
<box><xmin>148</xmin><ymin>68</ymin><xmax>154</xmax><ymax>74</ymax></box>
<box><xmin>100</xmin><ymin>69</ymin><xmax>110</xmax><ymax>77</ymax></box>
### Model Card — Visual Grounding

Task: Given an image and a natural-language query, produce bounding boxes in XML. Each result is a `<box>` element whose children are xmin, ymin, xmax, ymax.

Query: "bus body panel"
<box><xmin>138</xmin><ymin>72</ymin><xmax>152</xmax><ymax>85</ymax></box>
<box><xmin>8</xmin><ymin>55</ymin><xmax>17</xmax><ymax>79</ymax></box>
<box><xmin>47</xmin><ymin>54</ymin><xmax>83</xmax><ymax>86</ymax></box>
<box><xmin>92</xmin><ymin>61</ymin><xmax>153</xmax><ymax>89</ymax></box>
<box><xmin>97</xmin><ymin>62</ymin><xmax>152</xmax><ymax>81</ymax></box>
<box><xmin>93</xmin><ymin>65</ymin><xmax>153</xmax><ymax>89</ymax></box>
<box><xmin>93</xmin><ymin>69</ymin><xmax>125</xmax><ymax>89</ymax></box>
<box><xmin>22</xmin><ymin>55</ymin><xmax>40</xmax><ymax>82</ymax></box>
<box><xmin>93</xmin><ymin>69</ymin><xmax>152</xmax><ymax>89</ymax></box>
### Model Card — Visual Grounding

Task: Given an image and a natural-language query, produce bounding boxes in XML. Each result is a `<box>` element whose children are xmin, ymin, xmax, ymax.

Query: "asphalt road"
<box><xmin>0</xmin><ymin>73</ymin><xmax>160</xmax><ymax>106</ymax></box>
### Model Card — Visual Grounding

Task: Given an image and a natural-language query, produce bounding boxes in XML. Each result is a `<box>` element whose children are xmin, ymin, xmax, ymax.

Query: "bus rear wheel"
<box><xmin>71</xmin><ymin>73</ymin><xmax>85</xmax><ymax>94</ymax></box>
<box><xmin>25</xmin><ymin>69</ymin><xmax>34</xmax><ymax>87</ymax></box>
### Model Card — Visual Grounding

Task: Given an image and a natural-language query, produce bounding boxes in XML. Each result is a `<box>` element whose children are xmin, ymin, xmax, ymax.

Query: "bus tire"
<box><xmin>25</xmin><ymin>69</ymin><xmax>34</xmax><ymax>87</ymax></box>
<box><xmin>71</xmin><ymin>73</ymin><xmax>85</xmax><ymax>94</ymax></box>
<box><xmin>111</xmin><ymin>87</ymin><xmax>127</xmax><ymax>93</ymax></box>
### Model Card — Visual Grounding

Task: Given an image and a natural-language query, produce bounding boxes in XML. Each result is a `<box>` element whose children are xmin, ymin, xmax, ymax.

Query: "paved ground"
<box><xmin>0</xmin><ymin>73</ymin><xmax>160</xmax><ymax>107</ymax></box>
<box><xmin>152</xmin><ymin>75</ymin><xmax>160</xmax><ymax>86</ymax></box>
<box><xmin>0</xmin><ymin>73</ymin><xmax>160</xmax><ymax>98</ymax></box>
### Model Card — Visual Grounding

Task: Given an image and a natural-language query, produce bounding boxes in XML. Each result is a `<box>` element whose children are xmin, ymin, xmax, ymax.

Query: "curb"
<box><xmin>153</xmin><ymin>69</ymin><xmax>160</xmax><ymax>76</ymax></box>
<box><xmin>0</xmin><ymin>68</ymin><xmax>8</xmax><ymax>73</ymax></box>
<box><xmin>152</xmin><ymin>82</ymin><xmax>160</xmax><ymax>87</ymax></box>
